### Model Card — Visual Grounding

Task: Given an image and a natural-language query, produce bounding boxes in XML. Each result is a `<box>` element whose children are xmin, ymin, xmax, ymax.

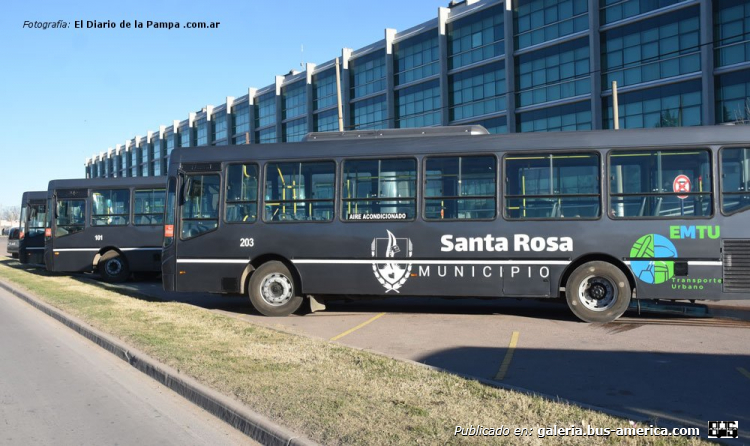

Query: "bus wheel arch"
<box><xmin>96</xmin><ymin>248</ymin><xmax>130</xmax><ymax>283</ymax></box>
<box><xmin>243</xmin><ymin>254</ymin><xmax>303</xmax><ymax>295</ymax></box>
<box><xmin>560</xmin><ymin>254</ymin><xmax>635</xmax><ymax>299</ymax></box>
<box><xmin>246</xmin><ymin>257</ymin><xmax>303</xmax><ymax>317</ymax></box>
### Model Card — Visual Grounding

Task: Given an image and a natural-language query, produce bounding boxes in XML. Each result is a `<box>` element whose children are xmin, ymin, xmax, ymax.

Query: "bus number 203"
<box><xmin>240</xmin><ymin>238</ymin><xmax>255</xmax><ymax>247</ymax></box>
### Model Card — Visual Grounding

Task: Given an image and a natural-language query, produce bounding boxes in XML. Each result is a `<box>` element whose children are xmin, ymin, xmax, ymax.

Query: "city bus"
<box><xmin>45</xmin><ymin>177</ymin><xmax>166</xmax><ymax>282</ymax></box>
<box><xmin>161</xmin><ymin>125</ymin><xmax>750</xmax><ymax>322</ymax></box>
<box><xmin>18</xmin><ymin>191</ymin><xmax>48</xmax><ymax>265</ymax></box>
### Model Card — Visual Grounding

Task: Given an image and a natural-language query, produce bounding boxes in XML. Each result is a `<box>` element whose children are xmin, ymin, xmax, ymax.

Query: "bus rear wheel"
<box><xmin>565</xmin><ymin>261</ymin><xmax>631</xmax><ymax>323</ymax></box>
<box><xmin>248</xmin><ymin>261</ymin><xmax>303</xmax><ymax>317</ymax></box>
<box><xmin>98</xmin><ymin>251</ymin><xmax>130</xmax><ymax>283</ymax></box>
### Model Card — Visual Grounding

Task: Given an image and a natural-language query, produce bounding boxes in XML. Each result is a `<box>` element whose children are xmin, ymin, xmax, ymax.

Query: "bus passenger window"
<box><xmin>226</xmin><ymin>164</ymin><xmax>258</xmax><ymax>223</ymax></box>
<box><xmin>425</xmin><ymin>156</ymin><xmax>496</xmax><ymax>220</ymax></box>
<box><xmin>28</xmin><ymin>203</ymin><xmax>47</xmax><ymax>237</ymax></box>
<box><xmin>263</xmin><ymin>161</ymin><xmax>335</xmax><ymax>222</ymax></box>
<box><xmin>505</xmin><ymin>153</ymin><xmax>600</xmax><ymax>219</ymax></box>
<box><xmin>55</xmin><ymin>199</ymin><xmax>86</xmax><ymax>237</ymax></box>
<box><xmin>181</xmin><ymin>174</ymin><xmax>220</xmax><ymax>239</ymax></box>
<box><xmin>91</xmin><ymin>189</ymin><xmax>130</xmax><ymax>226</ymax></box>
<box><xmin>721</xmin><ymin>147</ymin><xmax>750</xmax><ymax>215</ymax></box>
<box><xmin>342</xmin><ymin>158</ymin><xmax>417</xmax><ymax>221</ymax></box>
<box><xmin>134</xmin><ymin>189</ymin><xmax>166</xmax><ymax>225</ymax></box>
<box><xmin>610</xmin><ymin>150</ymin><xmax>712</xmax><ymax>218</ymax></box>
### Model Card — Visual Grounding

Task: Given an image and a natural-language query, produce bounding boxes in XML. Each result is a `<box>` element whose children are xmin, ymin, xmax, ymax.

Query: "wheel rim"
<box><xmin>578</xmin><ymin>275</ymin><xmax>617</xmax><ymax>312</ymax></box>
<box><xmin>259</xmin><ymin>273</ymin><xmax>293</xmax><ymax>306</ymax></box>
<box><xmin>105</xmin><ymin>258</ymin><xmax>122</xmax><ymax>276</ymax></box>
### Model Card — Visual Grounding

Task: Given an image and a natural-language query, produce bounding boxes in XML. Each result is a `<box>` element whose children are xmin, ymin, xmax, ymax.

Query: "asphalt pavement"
<box><xmin>0</xmin><ymin>285</ymin><xmax>256</xmax><ymax>446</ymax></box>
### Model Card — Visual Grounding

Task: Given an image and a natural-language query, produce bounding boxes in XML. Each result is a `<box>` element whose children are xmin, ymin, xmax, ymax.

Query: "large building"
<box><xmin>85</xmin><ymin>0</ymin><xmax>750</xmax><ymax>178</ymax></box>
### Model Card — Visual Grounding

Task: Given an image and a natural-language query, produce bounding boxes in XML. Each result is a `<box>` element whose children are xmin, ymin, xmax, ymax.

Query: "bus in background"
<box><xmin>45</xmin><ymin>177</ymin><xmax>166</xmax><ymax>282</ymax></box>
<box><xmin>161</xmin><ymin>126</ymin><xmax>750</xmax><ymax>323</ymax></box>
<box><xmin>18</xmin><ymin>191</ymin><xmax>48</xmax><ymax>265</ymax></box>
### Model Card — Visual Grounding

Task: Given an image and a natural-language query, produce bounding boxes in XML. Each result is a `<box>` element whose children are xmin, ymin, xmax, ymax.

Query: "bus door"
<box><xmin>21</xmin><ymin>199</ymin><xmax>47</xmax><ymax>264</ymax></box>
<box><xmin>46</xmin><ymin>188</ymin><xmax>89</xmax><ymax>271</ymax></box>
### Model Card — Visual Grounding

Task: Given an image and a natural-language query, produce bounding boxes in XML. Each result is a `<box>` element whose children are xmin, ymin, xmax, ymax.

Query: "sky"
<box><xmin>0</xmin><ymin>0</ymin><xmax>447</xmax><ymax>207</ymax></box>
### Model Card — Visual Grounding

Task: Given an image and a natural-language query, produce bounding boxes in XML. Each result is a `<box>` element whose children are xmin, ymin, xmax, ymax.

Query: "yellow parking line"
<box><xmin>330</xmin><ymin>313</ymin><xmax>386</xmax><ymax>341</ymax></box>
<box><xmin>494</xmin><ymin>331</ymin><xmax>520</xmax><ymax>381</ymax></box>
<box><xmin>738</xmin><ymin>367</ymin><xmax>750</xmax><ymax>381</ymax></box>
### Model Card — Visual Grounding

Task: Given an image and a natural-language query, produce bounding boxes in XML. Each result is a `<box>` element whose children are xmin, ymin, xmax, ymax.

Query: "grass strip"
<box><xmin>0</xmin><ymin>259</ymin><xmax>705</xmax><ymax>445</ymax></box>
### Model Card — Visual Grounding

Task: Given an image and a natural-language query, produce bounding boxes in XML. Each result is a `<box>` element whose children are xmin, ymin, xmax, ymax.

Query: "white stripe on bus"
<box><xmin>54</xmin><ymin>248</ymin><xmax>161</xmax><ymax>252</ymax></box>
<box><xmin>624</xmin><ymin>260</ymin><xmax>722</xmax><ymax>266</ymax></box>
<box><xmin>176</xmin><ymin>259</ymin><xmax>249</xmax><ymax>264</ymax></box>
<box><xmin>292</xmin><ymin>259</ymin><xmax>572</xmax><ymax>265</ymax></box>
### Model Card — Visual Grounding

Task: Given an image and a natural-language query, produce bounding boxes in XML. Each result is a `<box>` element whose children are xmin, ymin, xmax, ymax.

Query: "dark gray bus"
<box><xmin>18</xmin><ymin>191</ymin><xmax>47</xmax><ymax>265</ymax></box>
<box><xmin>45</xmin><ymin>177</ymin><xmax>166</xmax><ymax>282</ymax></box>
<box><xmin>162</xmin><ymin>126</ymin><xmax>750</xmax><ymax>322</ymax></box>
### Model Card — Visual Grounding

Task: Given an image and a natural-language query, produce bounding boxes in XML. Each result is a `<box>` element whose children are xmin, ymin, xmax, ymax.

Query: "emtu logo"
<box><xmin>371</xmin><ymin>230</ymin><xmax>413</xmax><ymax>293</ymax></box>
<box><xmin>630</xmin><ymin>234</ymin><xmax>678</xmax><ymax>285</ymax></box>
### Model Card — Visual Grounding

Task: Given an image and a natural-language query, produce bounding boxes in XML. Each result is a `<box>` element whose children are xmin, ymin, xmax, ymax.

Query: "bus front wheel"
<box><xmin>565</xmin><ymin>261</ymin><xmax>631</xmax><ymax>323</ymax></box>
<box><xmin>98</xmin><ymin>251</ymin><xmax>130</xmax><ymax>283</ymax></box>
<box><xmin>248</xmin><ymin>261</ymin><xmax>303</xmax><ymax>317</ymax></box>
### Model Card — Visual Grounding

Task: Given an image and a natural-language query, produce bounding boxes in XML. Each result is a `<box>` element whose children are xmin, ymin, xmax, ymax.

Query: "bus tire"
<box><xmin>248</xmin><ymin>261</ymin><xmax>303</xmax><ymax>317</ymax></box>
<box><xmin>565</xmin><ymin>261</ymin><xmax>631</xmax><ymax>323</ymax></box>
<box><xmin>98</xmin><ymin>251</ymin><xmax>130</xmax><ymax>283</ymax></box>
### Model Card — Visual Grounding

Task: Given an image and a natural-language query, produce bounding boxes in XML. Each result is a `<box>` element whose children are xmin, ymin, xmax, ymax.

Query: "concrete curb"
<box><xmin>0</xmin><ymin>280</ymin><xmax>319</xmax><ymax>446</ymax></box>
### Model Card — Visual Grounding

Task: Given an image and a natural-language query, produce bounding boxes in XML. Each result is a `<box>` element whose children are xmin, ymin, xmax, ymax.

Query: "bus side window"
<box><xmin>721</xmin><ymin>147</ymin><xmax>750</xmax><ymax>215</ymax></box>
<box><xmin>342</xmin><ymin>158</ymin><xmax>417</xmax><ymax>221</ymax></box>
<box><xmin>610</xmin><ymin>149</ymin><xmax>713</xmax><ymax>218</ymax></box>
<box><xmin>263</xmin><ymin>161</ymin><xmax>335</xmax><ymax>222</ymax></box>
<box><xmin>225</xmin><ymin>164</ymin><xmax>258</xmax><ymax>223</ymax></box>
<box><xmin>181</xmin><ymin>174</ymin><xmax>220</xmax><ymax>239</ymax></box>
<box><xmin>55</xmin><ymin>199</ymin><xmax>86</xmax><ymax>237</ymax></box>
<box><xmin>425</xmin><ymin>155</ymin><xmax>496</xmax><ymax>220</ymax></box>
<box><xmin>91</xmin><ymin>189</ymin><xmax>130</xmax><ymax>226</ymax></box>
<box><xmin>134</xmin><ymin>189</ymin><xmax>166</xmax><ymax>225</ymax></box>
<box><xmin>504</xmin><ymin>152</ymin><xmax>600</xmax><ymax>220</ymax></box>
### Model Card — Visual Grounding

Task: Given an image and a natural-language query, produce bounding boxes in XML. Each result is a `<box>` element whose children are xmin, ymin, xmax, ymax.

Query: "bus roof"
<box><xmin>47</xmin><ymin>176</ymin><xmax>166</xmax><ymax>194</ymax></box>
<box><xmin>170</xmin><ymin>126</ymin><xmax>750</xmax><ymax>166</ymax></box>
<box><xmin>22</xmin><ymin>191</ymin><xmax>47</xmax><ymax>201</ymax></box>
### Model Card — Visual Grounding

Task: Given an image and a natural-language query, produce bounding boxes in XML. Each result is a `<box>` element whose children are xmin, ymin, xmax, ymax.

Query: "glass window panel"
<box><xmin>516</xmin><ymin>0</ymin><xmax>588</xmax><ymax>49</ymax></box>
<box><xmin>134</xmin><ymin>189</ymin><xmax>165</xmax><ymax>225</ymax></box>
<box><xmin>603</xmin><ymin>80</ymin><xmax>702</xmax><ymax>129</ymax></box>
<box><xmin>91</xmin><ymin>189</ymin><xmax>130</xmax><ymax>226</ymax></box>
<box><xmin>181</xmin><ymin>174</ymin><xmax>220</xmax><ymax>239</ymax></box>
<box><xmin>721</xmin><ymin>147</ymin><xmax>750</xmax><ymax>214</ymax></box>
<box><xmin>447</xmin><ymin>4</ymin><xmax>504</xmax><ymax>69</ymax></box>
<box><xmin>425</xmin><ymin>156</ymin><xmax>496</xmax><ymax>220</ymax></box>
<box><xmin>342</xmin><ymin>158</ymin><xmax>416</xmax><ymax>220</ymax></box>
<box><xmin>55</xmin><ymin>199</ymin><xmax>86</xmax><ymax>237</ymax></box>
<box><xmin>226</xmin><ymin>164</ymin><xmax>258</xmax><ymax>223</ymax></box>
<box><xmin>264</xmin><ymin>162</ymin><xmax>335</xmax><ymax>222</ymax></box>
<box><xmin>609</xmin><ymin>149</ymin><xmax>713</xmax><ymax>218</ymax></box>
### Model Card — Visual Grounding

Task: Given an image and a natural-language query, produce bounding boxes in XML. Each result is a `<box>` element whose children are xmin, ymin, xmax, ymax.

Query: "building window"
<box><xmin>264</xmin><ymin>161</ymin><xmax>335</xmax><ymax>222</ymax></box>
<box><xmin>601</xmin><ymin>6</ymin><xmax>700</xmax><ymax>88</ymax></box>
<box><xmin>313</xmin><ymin>69</ymin><xmax>338</xmax><ymax>111</ymax></box>
<box><xmin>395</xmin><ymin>79</ymin><xmax>441</xmax><ymax>128</ymax></box>
<box><xmin>716</xmin><ymin>69</ymin><xmax>750</xmax><ymax>123</ymax></box>
<box><xmin>131</xmin><ymin>146</ymin><xmax>138</xmax><ymax>177</ymax></box>
<box><xmin>505</xmin><ymin>152</ymin><xmax>600</xmax><ymax>219</ymax></box>
<box><xmin>714</xmin><ymin>0</ymin><xmax>750</xmax><ymax>67</ymax></box>
<box><xmin>517</xmin><ymin>101</ymin><xmax>592</xmax><ymax>132</ymax></box>
<box><xmin>213</xmin><ymin>110</ymin><xmax>227</xmax><ymax>144</ymax></box>
<box><xmin>425</xmin><ymin>155</ymin><xmax>496</xmax><ymax>220</ymax></box>
<box><xmin>180</xmin><ymin>126</ymin><xmax>192</xmax><ymax>148</ymax></box>
<box><xmin>255</xmin><ymin>92</ymin><xmax>276</xmax><ymax>129</ymax></box>
<box><xmin>282</xmin><ymin>81</ymin><xmax>307</xmax><ymax>120</ymax></box>
<box><xmin>516</xmin><ymin>38</ymin><xmax>590</xmax><ymax>107</ymax></box>
<box><xmin>610</xmin><ymin>149</ymin><xmax>712</xmax><ymax>218</ymax></box>
<box><xmin>283</xmin><ymin>117</ymin><xmax>308</xmax><ymax>142</ymax></box>
<box><xmin>603</xmin><ymin>80</ymin><xmax>702</xmax><ymax>129</ymax></box>
<box><xmin>232</xmin><ymin>101</ymin><xmax>250</xmax><ymax>144</ymax></box>
<box><xmin>342</xmin><ymin>158</ymin><xmax>417</xmax><ymax>221</ymax></box>
<box><xmin>600</xmin><ymin>0</ymin><xmax>690</xmax><ymax>25</ymax></box>
<box><xmin>463</xmin><ymin>116</ymin><xmax>508</xmax><ymax>134</ymax></box>
<box><xmin>351</xmin><ymin>95</ymin><xmax>387</xmax><ymax>130</ymax></box>
<box><xmin>196</xmin><ymin>116</ymin><xmax>209</xmax><ymax>146</ymax></box>
<box><xmin>314</xmin><ymin>108</ymin><xmax>339</xmax><ymax>132</ymax></box>
<box><xmin>447</xmin><ymin>4</ymin><xmax>504</xmax><ymax>70</ymax></box>
<box><xmin>120</xmin><ymin>152</ymin><xmax>128</xmax><ymax>177</ymax></box>
<box><xmin>449</xmin><ymin>62</ymin><xmax>507</xmax><ymax>121</ymax></box>
<box><xmin>165</xmin><ymin>133</ymin><xmax>175</xmax><ymax>158</ymax></box>
<box><xmin>350</xmin><ymin>50</ymin><xmax>386</xmax><ymax>99</ymax></box>
<box><xmin>515</xmin><ymin>0</ymin><xmax>588</xmax><ymax>50</ymax></box>
<box><xmin>257</xmin><ymin>127</ymin><xmax>277</xmax><ymax>144</ymax></box>
<box><xmin>225</xmin><ymin>164</ymin><xmax>258</xmax><ymax>223</ymax></box>
<box><xmin>394</xmin><ymin>31</ymin><xmax>439</xmax><ymax>86</ymax></box>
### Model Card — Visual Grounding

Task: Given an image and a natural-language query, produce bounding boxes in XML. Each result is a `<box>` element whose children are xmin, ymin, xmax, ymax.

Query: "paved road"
<box><xmin>0</xmin><ymin>286</ymin><xmax>256</xmax><ymax>446</ymax></box>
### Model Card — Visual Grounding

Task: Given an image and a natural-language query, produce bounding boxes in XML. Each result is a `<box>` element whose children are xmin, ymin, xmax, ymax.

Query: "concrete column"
<box><xmin>247</xmin><ymin>88</ymin><xmax>258</xmax><ymax>144</ymax></box>
<box><xmin>341</xmin><ymin>48</ymin><xmax>353</xmax><ymax>129</ymax></box>
<box><xmin>306</xmin><ymin>63</ymin><xmax>316</xmax><ymax>133</ymax></box>
<box><xmin>588</xmin><ymin>0</ymin><xmax>602</xmax><ymax>129</ymax></box>
<box><xmin>700</xmin><ymin>0</ymin><xmax>715</xmax><ymax>125</ymax></box>
<box><xmin>504</xmin><ymin>2</ymin><xmax>517</xmax><ymax>132</ymax></box>
<box><xmin>438</xmin><ymin>7</ymin><xmax>451</xmax><ymax>126</ymax></box>
<box><xmin>275</xmin><ymin>76</ymin><xmax>284</xmax><ymax>142</ymax></box>
<box><xmin>385</xmin><ymin>28</ymin><xmax>397</xmax><ymax>128</ymax></box>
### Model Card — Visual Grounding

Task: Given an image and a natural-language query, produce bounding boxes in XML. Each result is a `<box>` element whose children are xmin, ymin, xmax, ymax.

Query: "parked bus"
<box><xmin>45</xmin><ymin>177</ymin><xmax>166</xmax><ymax>282</ymax></box>
<box><xmin>18</xmin><ymin>191</ymin><xmax>47</xmax><ymax>265</ymax></box>
<box><xmin>161</xmin><ymin>126</ymin><xmax>750</xmax><ymax>322</ymax></box>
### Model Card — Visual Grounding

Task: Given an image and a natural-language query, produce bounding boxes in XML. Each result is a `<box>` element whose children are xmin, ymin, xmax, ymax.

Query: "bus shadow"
<box><xmin>417</xmin><ymin>346</ymin><xmax>750</xmax><ymax>437</ymax></box>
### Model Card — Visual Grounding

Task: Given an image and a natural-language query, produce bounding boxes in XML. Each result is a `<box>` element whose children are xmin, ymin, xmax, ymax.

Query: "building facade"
<box><xmin>85</xmin><ymin>0</ymin><xmax>750</xmax><ymax>178</ymax></box>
